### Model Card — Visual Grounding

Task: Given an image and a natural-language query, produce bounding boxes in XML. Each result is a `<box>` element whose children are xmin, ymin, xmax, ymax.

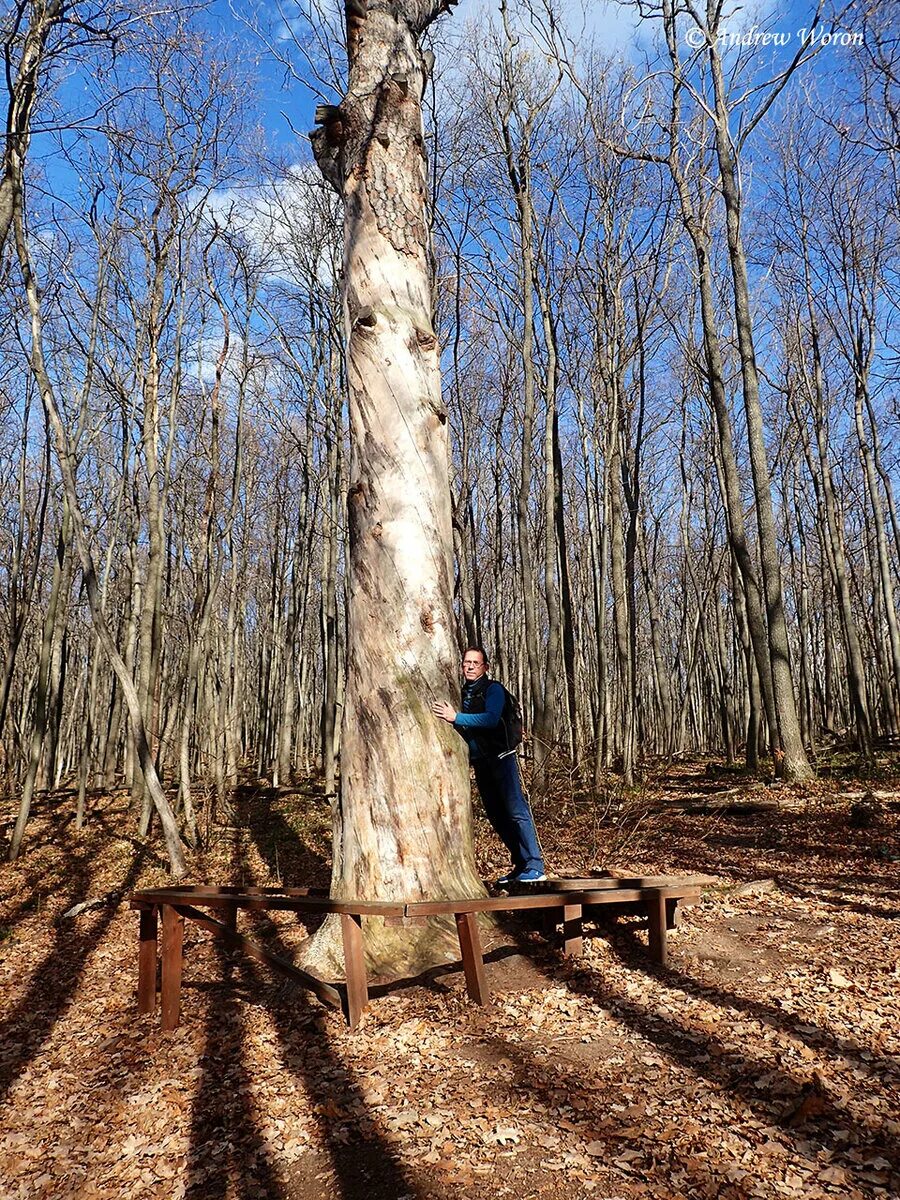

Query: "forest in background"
<box><xmin>1</xmin><ymin>0</ymin><xmax>899</xmax><ymax>863</ymax></box>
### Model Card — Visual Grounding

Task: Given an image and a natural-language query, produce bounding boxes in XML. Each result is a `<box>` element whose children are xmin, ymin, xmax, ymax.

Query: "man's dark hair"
<box><xmin>464</xmin><ymin>645</ymin><xmax>490</xmax><ymax>664</ymax></box>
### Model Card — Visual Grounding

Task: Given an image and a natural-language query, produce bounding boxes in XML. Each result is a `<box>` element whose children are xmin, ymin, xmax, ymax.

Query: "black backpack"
<box><xmin>466</xmin><ymin>677</ymin><xmax>524</xmax><ymax>756</ymax></box>
<box><xmin>499</xmin><ymin>686</ymin><xmax>524</xmax><ymax>753</ymax></box>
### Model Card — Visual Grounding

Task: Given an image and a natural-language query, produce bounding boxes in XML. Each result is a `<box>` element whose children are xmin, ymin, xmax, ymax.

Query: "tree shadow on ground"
<box><xmin>776</xmin><ymin>881</ymin><xmax>900</xmax><ymax>921</ymax></box>
<box><xmin>655</xmin><ymin>807</ymin><xmax>898</xmax><ymax>872</ymax></box>
<box><xmin>465</xmin><ymin>942</ymin><xmax>898</xmax><ymax>1195</ymax></box>
<box><xmin>478</xmin><ymin>1032</ymin><xmax>753</xmax><ymax>1199</ymax></box>
<box><xmin>824</xmin><ymin>876</ymin><xmax>900</xmax><ymax>896</ymax></box>
<box><xmin>599</xmin><ymin>921</ymin><xmax>900</xmax><ymax>1086</ymax></box>
<box><xmin>541</xmin><ymin>929</ymin><xmax>900</xmax><ymax>1184</ymax></box>
<box><xmin>233</xmin><ymin>782</ymin><xmax>331</xmax><ymax>889</ymax></box>
<box><xmin>183</xmin><ymin>939</ymin><xmax>291</xmax><ymax>1200</ymax></box>
<box><xmin>254</xmin><ymin>954</ymin><xmax>425</xmax><ymax>1200</ymax></box>
<box><xmin>0</xmin><ymin>844</ymin><xmax>146</xmax><ymax>1103</ymax></box>
<box><xmin>181</xmin><ymin>798</ymin><xmax>423</xmax><ymax>1200</ymax></box>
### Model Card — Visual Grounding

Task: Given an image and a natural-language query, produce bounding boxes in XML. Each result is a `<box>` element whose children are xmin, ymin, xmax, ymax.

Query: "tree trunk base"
<box><xmin>298</xmin><ymin>912</ymin><xmax>467</xmax><ymax>980</ymax></box>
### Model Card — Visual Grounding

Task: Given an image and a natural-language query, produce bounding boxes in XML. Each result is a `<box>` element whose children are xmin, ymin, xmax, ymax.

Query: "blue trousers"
<box><xmin>473</xmin><ymin>754</ymin><xmax>543</xmax><ymax>874</ymax></box>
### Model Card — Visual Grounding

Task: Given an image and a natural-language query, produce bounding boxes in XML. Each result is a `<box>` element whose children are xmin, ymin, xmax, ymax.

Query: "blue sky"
<box><xmin>204</xmin><ymin>0</ymin><xmax>856</xmax><ymax>168</ymax></box>
<box><xmin>36</xmin><ymin>0</ymin><xmax>860</xmax><ymax>225</ymax></box>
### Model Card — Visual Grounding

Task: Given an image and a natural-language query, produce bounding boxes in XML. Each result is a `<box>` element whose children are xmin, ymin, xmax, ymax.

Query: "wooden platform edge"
<box><xmin>406</xmin><ymin>885</ymin><xmax>700</xmax><ymax>916</ymax></box>
<box><xmin>129</xmin><ymin>890</ymin><xmax>405</xmax><ymax>917</ymax></box>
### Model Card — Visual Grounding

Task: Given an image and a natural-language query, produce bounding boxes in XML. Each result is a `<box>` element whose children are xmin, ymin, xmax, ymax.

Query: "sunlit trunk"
<box><xmin>308</xmin><ymin>0</ymin><xmax>483</xmax><ymax>976</ymax></box>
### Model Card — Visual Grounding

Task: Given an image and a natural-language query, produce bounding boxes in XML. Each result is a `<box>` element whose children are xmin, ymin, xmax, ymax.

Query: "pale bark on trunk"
<box><xmin>494</xmin><ymin>0</ymin><xmax>560</xmax><ymax>744</ymax></box>
<box><xmin>177</xmin><ymin>262</ymin><xmax>231</xmax><ymax>843</ymax></box>
<box><xmin>575</xmin><ymin>389</ymin><xmax>607</xmax><ymax>780</ymax></box>
<box><xmin>217</xmin><ymin>334</ymin><xmax>248</xmax><ymax>819</ymax></box>
<box><xmin>506</xmin><ymin>143</ymin><xmax>542</xmax><ymax>739</ymax></box>
<box><xmin>533</xmin><ymin>285</ymin><xmax>562</xmax><ymax>792</ymax></box>
<box><xmin>38</xmin><ymin>519</ymin><xmax>72</xmax><ymax>791</ymax></box>
<box><xmin>450</xmin><ymin>244</ymin><xmax>478</xmax><ymax>648</ymax></box>
<box><xmin>135</xmin><ymin>239</ymin><xmax>175</xmax><ymax>831</ymax></box>
<box><xmin>639</xmin><ymin>519</ymin><xmax>674</xmax><ymax>758</ymax></box>
<box><xmin>788</xmin><ymin>480</ymin><xmax>816</xmax><ymax>757</ymax></box>
<box><xmin>596</xmin><ymin>465</ymin><xmax>611</xmax><ymax>777</ymax></box>
<box><xmin>608</xmin><ymin>402</ymin><xmax>634</xmax><ymax>786</ymax></box>
<box><xmin>320</xmin><ymin>354</ymin><xmax>342</xmax><ymax>798</ymax></box>
<box><xmin>0</xmin><ymin>392</ymin><xmax>49</xmax><ymax>740</ymax></box>
<box><xmin>308</xmin><ymin>0</ymin><xmax>483</xmax><ymax>976</ymax></box>
<box><xmin>552</xmin><ymin>409</ymin><xmax>578</xmax><ymax>762</ymax></box>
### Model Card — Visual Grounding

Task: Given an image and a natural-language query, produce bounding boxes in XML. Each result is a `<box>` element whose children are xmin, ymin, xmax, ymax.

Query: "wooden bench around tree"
<box><xmin>128</xmin><ymin>878</ymin><xmax>702</xmax><ymax>1031</ymax></box>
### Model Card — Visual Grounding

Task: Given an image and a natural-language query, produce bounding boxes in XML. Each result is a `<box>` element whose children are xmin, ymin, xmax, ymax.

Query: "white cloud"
<box><xmin>202</xmin><ymin>163</ymin><xmax>340</xmax><ymax>284</ymax></box>
<box><xmin>193</xmin><ymin>332</ymin><xmax>247</xmax><ymax>387</ymax></box>
<box><xmin>450</xmin><ymin>0</ymin><xmax>795</xmax><ymax>63</ymax></box>
<box><xmin>451</xmin><ymin>0</ymin><xmax>648</xmax><ymax>59</ymax></box>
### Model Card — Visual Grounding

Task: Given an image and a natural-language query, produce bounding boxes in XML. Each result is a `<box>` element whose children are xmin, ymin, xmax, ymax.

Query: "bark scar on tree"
<box><xmin>428</xmin><ymin>398</ymin><xmax>448</xmax><ymax>424</ymax></box>
<box><xmin>413</xmin><ymin>326</ymin><xmax>436</xmax><ymax>350</ymax></box>
<box><xmin>353</xmin><ymin>306</ymin><xmax>377</xmax><ymax>331</ymax></box>
<box><xmin>346</xmin><ymin>0</ymin><xmax>367</xmax><ymax>61</ymax></box>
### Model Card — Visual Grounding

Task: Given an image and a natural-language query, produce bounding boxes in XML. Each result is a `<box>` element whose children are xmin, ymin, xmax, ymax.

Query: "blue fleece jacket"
<box><xmin>453</xmin><ymin>679</ymin><xmax>505</xmax><ymax>761</ymax></box>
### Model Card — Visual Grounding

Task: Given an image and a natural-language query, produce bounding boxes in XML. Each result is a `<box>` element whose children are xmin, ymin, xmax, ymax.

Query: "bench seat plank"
<box><xmin>131</xmin><ymin>889</ymin><xmax>405</xmax><ymax>917</ymax></box>
<box><xmin>405</xmin><ymin>886</ymin><xmax>698</xmax><ymax>916</ymax></box>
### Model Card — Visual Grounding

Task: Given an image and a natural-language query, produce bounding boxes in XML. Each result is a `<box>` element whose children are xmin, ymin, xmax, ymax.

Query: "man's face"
<box><xmin>462</xmin><ymin>651</ymin><xmax>487</xmax><ymax>681</ymax></box>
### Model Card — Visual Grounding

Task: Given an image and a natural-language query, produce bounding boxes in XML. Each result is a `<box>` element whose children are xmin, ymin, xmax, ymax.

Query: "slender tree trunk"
<box><xmin>13</xmin><ymin>182</ymin><xmax>187</xmax><ymax>876</ymax></box>
<box><xmin>0</xmin><ymin>0</ymin><xmax>63</xmax><ymax>255</ymax></box>
<box><xmin>8</xmin><ymin>504</ymin><xmax>70</xmax><ymax>859</ymax></box>
<box><xmin>321</xmin><ymin>352</ymin><xmax>342</xmax><ymax>798</ymax></box>
<box><xmin>791</xmin><ymin>346</ymin><xmax>873</xmax><ymax>758</ymax></box>
<box><xmin>0</xmin><ymin>391</ymin><xmax>49</xmax><ymax>740</ymax></box>
<box><xmin>706</xmin><ymin>36</ymin><xmax>813</xmax><ymax>779</ymax></box>
<box><xmin>533</xmin><ymin>288</ymin><xmax>562</xmax><ymax>792</ymax></box>
<box><xmin>608</xmin><ymin>387</ymin><xmax>634</xmax><ymax>785</ymax></box>
<box><xmin>853</xmin><ymin>369</ymin><xmax>900</xmax><ymax>727</ymax></box>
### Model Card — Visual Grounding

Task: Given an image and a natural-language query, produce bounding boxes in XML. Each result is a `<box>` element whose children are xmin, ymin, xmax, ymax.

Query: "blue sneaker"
<box><xmin>513</xmin><ymin>868</ymin><xmax>547</xmax><ymax>883</ymax></box>
<box><xmin>495</xmin><ymin>871</ymin><xmax>516</xmax><ymax>886</ymax></box>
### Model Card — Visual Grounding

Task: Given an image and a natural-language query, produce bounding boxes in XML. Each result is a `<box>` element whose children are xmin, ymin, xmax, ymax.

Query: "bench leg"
<box><xmin>161</xmin><ymin>904</ymin><xmax>185</xmax><ymax>1031</ymax></box>
<box><xmin>562</xmin><ymin>904</ymin><xmax>583</xmax><ymax>957</ymax></box>
<box><xmin>455</xmin><ymin>912</ymin><xmax>488</xmax><ymax>1005</ymax></box>
<box><xmin>341</xmin><ymin>913</ymin><xmax>368</xmax><ymax>1030</ymax></box>
<box><xmin>645</xmin><ymin>889</ymin><xmax>667</xmax><ymax>966</ymax></box>
<box><xmin>138</xmin><ymin>905</ymin><xmax>158</xmax><ymax>1014</ymax></box>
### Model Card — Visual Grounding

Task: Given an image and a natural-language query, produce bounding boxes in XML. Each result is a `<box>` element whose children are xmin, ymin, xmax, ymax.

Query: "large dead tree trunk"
<box><xmin>307</xmin><ymin>0</ymin><xmax>483</xmax><ymax>977</ymax></box>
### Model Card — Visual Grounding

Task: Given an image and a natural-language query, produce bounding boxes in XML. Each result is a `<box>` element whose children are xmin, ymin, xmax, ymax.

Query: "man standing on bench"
<box><xmin>432</xmin><ymin>647</ymin><xmax>546</xmax><ymax>885</ymax></box>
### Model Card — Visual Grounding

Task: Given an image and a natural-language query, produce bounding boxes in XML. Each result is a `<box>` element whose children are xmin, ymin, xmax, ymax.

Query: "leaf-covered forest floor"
<box><xmin>1</xmin><ymin>762</ymin><xmax>899</xmax><ymax>1200</ymax></box>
